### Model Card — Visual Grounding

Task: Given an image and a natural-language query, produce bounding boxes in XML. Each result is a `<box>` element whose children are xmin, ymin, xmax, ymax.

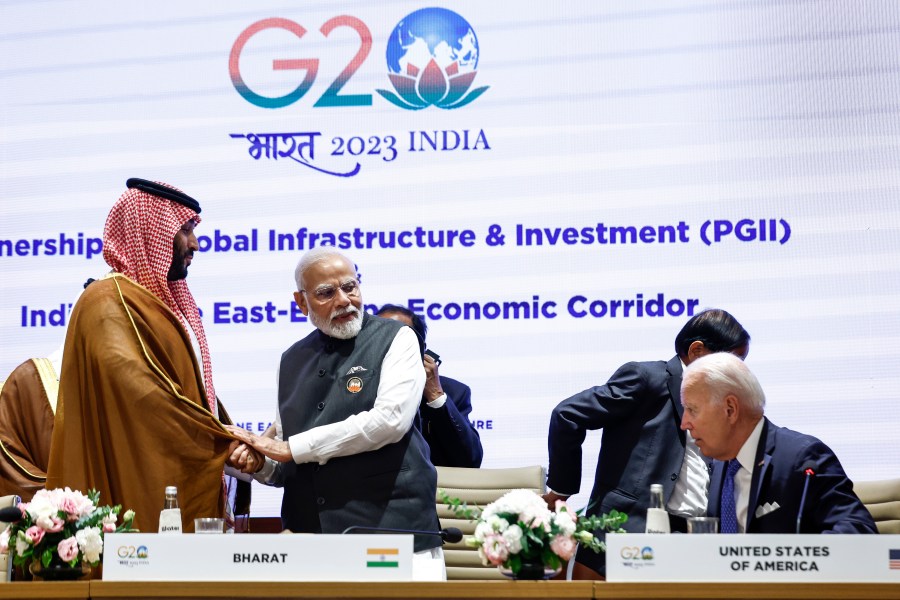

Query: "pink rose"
<box><xmin>24</xmin><ymin>526</ymin><xmax>45</xmax><ymax>545</ymax></box>
<box><xmin>60</xmin><ymin>497</ymin><xmax>80</xmax><ymax>521</ymax></box>
<box><xmin>56</xmin><ymin>489</ymin><xmax>94</xmax><ymax>519</ymax></box>
<box><xmin>481</xmin><ymin>534</ymin><xmax>509</xmax><ymax>566</ymax></box>
<box><xmin>550</xmin><ymin>534</ymin><xmax>577</xmax><ymax>561</ymax></box>
<box><xmin>47</xmin><ymin>516</ymin><xmax>65</xmax><ymax>533</ymax></box>
<box><xmin>554</xmin><ymin>499</ymin><xmax>569</xmax><ymax>512</ymax></box>
<box><xmin>103</xmin><ymin>522</ymin><xmax>116</xmax><ymax>533</ymax></box>
<box><xmin>521</xmin><ymin>506</ymin><xmax>552</xmax><ymax>532</ymax></box>
<box><xmin>530</xmin><ymin>515</ymin><xmax>551</xmax><ymax>532</ymax></box>
<box><xmin>57</xmin><ymin>536</ymin><xmax>79</xmax><ymax>562</ymax></box>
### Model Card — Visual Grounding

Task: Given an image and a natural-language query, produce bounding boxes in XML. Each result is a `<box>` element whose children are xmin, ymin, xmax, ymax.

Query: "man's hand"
<box><xmin>226</xmin><ymin>425</ymin><xmax>293</xmax><ymax>463</ymax></box>
<box><xmin>226</xmin><ymin>440</ymin><xmax>264</xmax><ymax>474</ymax></box>
<box><xmin>423</xmin><ymin>353</ymin><xmax>444</xmax><ymax>403</ymax></box>
<box><xmin>542</xmin><ymin>491</ymin><xmax>570</xmax><ymax>511</ymax></box>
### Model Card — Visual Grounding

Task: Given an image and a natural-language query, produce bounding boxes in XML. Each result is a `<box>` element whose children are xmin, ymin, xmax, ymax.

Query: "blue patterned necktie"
<box><xmin>720</xmin><ymin>459</ymin><xmax>742</xmax><ymax>533</ymax></box>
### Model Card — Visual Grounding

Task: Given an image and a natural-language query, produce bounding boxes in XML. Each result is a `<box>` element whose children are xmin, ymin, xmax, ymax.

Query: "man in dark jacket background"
<box><xmin>545</xmin><ymin>308</ymin><xmax>750</xmax><ymax>579</ymax></box>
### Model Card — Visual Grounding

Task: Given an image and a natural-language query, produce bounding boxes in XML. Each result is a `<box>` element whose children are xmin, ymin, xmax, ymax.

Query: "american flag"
<box><xmin>890</xmin><ymin>549</ymin><xmax>900</xmax><ymax>570</ymax></box>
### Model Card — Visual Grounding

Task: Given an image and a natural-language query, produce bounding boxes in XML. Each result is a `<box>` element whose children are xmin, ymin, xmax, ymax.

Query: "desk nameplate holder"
<box><xmin>606</xmin><ymin>533</ymin><xmax>900</xmax><ymax>582</ymax></box>
<box><xmin>103</xmin><ymin>533</ymin><xmax>413</xmax><ymax>581</ymax></box>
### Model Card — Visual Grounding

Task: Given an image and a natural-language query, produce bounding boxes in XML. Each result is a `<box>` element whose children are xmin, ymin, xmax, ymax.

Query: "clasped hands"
<box><xmin>226</xmin><ymin>439</ymin><xmax>262</xmax><ymax>474</ymax></box>
<box><xmin>226</xmin><ymin>425</ymin><xmax>293</xmax><ymax>473</ymax></box>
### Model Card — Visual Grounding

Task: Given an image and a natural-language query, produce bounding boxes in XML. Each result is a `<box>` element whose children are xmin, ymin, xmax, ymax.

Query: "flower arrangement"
<box><xmin>0</xmin><ymin>488</ymin><xmax>135</xmax><ymax>573</ymax></box>
<box><xmin>443</xmin><ymin>489</ymin><xmax>627</xmax><ymax>578</ymax></box>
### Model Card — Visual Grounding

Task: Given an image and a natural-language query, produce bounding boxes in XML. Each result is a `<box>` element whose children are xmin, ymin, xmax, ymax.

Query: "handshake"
<box><xmin>225</xmin><ymin>424</ymin><xmax>291</xmax><ymax>474</ymax></box>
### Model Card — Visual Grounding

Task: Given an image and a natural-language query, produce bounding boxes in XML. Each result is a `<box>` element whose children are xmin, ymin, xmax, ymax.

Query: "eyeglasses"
<box><xmin>301</xmin><ymin>280</ymin><xmax>360</xmax><ymax>303</ymax></box>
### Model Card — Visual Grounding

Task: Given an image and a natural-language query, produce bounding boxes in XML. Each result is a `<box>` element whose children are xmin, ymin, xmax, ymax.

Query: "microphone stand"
<box><xmin>342</xmin><ymin>525</ymin><xmax>463</xmax><ymax>544</ymax></box>
<box><xmin>795</xmin><ymin>464</ymin><xmax>816</xmax><ymax>534</ymax></box>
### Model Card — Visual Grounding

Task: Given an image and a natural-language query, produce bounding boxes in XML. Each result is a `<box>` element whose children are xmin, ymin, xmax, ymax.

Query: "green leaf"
<box><xmin>438</xmin><ymin>489</ymin><xmax>481</xmax><ymax>520</ymax></box>
<box><xmin>507</xmin><ymin>553</ymin><xmax>521</xmax><ymax>574</ymax></box>
<box><xmin>542</xmin><ymin>548</ymin><xmax>561</xmax><ymax>569</ymax></box>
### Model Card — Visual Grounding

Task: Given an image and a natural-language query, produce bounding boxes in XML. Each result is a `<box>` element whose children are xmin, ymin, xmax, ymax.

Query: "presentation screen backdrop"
<box><xmin>2</xmin><ymin>0</ymin><xmax>898</xmax><ymax>516</ymax></box>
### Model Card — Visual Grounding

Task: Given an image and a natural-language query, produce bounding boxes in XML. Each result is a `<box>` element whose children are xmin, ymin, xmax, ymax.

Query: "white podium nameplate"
<box><xmin>606</xmin><ymin>533</ymin><xmax>900</xmax><ymax>582</ymax></box>
<box><xmin>103</xmin><ymin>533</ymin><xmax>413</xmax><ymax>581</ymax></box>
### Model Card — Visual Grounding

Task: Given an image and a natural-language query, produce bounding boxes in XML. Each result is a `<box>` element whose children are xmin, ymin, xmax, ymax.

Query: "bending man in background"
<box><xmin>545</xmin><ymin>308</ymin><xmax>750</xmax><ymax>579</ymax></box>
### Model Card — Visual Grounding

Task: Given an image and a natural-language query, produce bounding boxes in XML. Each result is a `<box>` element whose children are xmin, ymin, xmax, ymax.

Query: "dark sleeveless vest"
<box><xmin>278</xmin><ymin>313</ymin><xmax>440</xmax><ymax>551</ymax></box>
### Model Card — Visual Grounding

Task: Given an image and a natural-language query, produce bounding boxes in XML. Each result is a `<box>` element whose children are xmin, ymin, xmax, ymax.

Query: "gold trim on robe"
<box><xmin>31</xmin><ymin>358</ymin><xmax>59</xmax><ymax>415</ymax></box>
<box><xmin>0</xmin><ymin>358</ymin><xmax>57</xmax><ymax>499</ymax></box>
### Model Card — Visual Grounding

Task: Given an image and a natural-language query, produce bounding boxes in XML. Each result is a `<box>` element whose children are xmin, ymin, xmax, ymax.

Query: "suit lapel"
<box><xmin>708</xmin><ymin>460</ymin><xmax>725</xmax><ymax>517</ymax></box>
<box><xmin>747</xmin><ymin>418</ymin><xmax>773</xmax><ymax>532</ymax></box>
<box><xmin>666</xmin><ymin>356</ymin><xmax>685</xmax><ymax>442</ymax></box>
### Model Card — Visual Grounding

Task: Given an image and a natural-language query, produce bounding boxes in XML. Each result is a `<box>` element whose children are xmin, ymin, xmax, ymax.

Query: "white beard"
<box><xmin>310</xmin><ymin>306</ymin><xmax>363</xmax><ymax>340</ymax></box>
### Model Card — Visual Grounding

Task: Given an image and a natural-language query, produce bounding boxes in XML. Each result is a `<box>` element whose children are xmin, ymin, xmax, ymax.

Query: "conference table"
<box><xmin>0</xmin><ymin>581</ymin><xmax>896</xmax><ymax>600</ymax></box>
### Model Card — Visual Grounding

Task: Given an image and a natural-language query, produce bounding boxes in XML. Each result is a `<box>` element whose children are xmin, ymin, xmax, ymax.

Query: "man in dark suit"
<box><xmin>545</xmin><ymin>309</ymin><xmax>750</xmax><ymax>579</ymax></box>
<box><xmin>681</xmin><ymin>352</ymin><xmax>875</xmax><ymax>534</ymax></box>
<box><xmin>376</xmin><ymin>304</ymin><xmax>483</xmax><ymax>468</ymax></box>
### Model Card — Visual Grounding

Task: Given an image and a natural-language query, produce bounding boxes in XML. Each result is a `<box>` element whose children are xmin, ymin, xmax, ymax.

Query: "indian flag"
<box><xmin>366</xmin><ymin>547</ymin><xmax>400</xmax><ymax>568</ymax></box>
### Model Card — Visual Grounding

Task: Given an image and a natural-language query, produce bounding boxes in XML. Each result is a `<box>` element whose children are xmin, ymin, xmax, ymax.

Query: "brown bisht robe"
<box><xmin>46</xmin><ymin>274</ymin><xmax>235</xmax><ymax>533</ymax></box>
<box><xmin>0</xmin><ymin>358</ymin><xmax>57</xmax><ymax>500</ymax></box>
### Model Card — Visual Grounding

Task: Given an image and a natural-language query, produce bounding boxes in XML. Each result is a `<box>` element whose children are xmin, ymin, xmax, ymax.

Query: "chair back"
<box><xmin>436</xmin><ymin>465</ymin><xmax>545</xmax><ymax>580</ymax></box>
<box><xmin>0</xmin><ymin>494</ymin><xmax>21</xmax><ymax>583</ymax></box>
<box><xmin>853</xmin><ymin>478</ymin><xmax>900</xmax><ymax>534</ymax></box>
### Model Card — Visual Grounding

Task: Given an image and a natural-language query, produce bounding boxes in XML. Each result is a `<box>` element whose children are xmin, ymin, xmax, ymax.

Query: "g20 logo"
<box><xmin>229</xmin><ymin>8</ymin><xmax>488</xmax><ymax>110</ymax></box>
<box><xmin>117</xmin><ymin>545</ymin><xmax>149</xmax><ymax>559</ymax></box>
<box><xmin>620</xmin><ymin>546</ymin><xmax>654</xmax><ymax>560</ymax></box>
<box><xmin>377</xmin><ymin>8</ymin><xmax>488</xmax><ymax>109</ymax></box>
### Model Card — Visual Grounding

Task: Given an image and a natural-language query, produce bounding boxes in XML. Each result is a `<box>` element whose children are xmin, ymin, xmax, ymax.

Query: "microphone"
<box><xmin>342</xmin><ymin>525</ymin><xmax>463</xmax><ymax>544</ymax></box>
<box><xmin>795</xmin><ymin>461</ymin><xmax>816</xmax><ymax>534</ymax></box>
<box><xmin>0</xmin><ymin>506</ymin><xmax>24</xmax><ymax>523</ymax></box>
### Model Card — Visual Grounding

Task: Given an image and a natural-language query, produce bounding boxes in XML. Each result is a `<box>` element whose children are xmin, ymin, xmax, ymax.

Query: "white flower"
<box><xmin>474</xmin><ymin>521</ymin><xmax>493</xmax><ymax>542</ymax></box>
<box><xmin>483</xmin><ymin>489</ymin><xmax>547</xmax><ymax>518</ymax></box>
<box><xmin>458</xmin><ymin>487</ymin><xmax>627</xmax><ymax>570</ymax></box>
<box><xmin>476</xmin><ymin>490</ymin><xmax>556</xmax><ymax>546</ymax></box>
<box><xmin>75</xmin><ymin>526</ymin><xmax>103</xmax><ymax>564</ymax></box>
<box><xmin>123</xmin><ymin>509</ymin><xmax>135</xmax><ymax>522</ymax></box>
<box><xmin>25</xmin><ymin>492</ymin><xmax>58</xmax><ymax>530</ymax></box>
<box><xmin>502</xmin><ymin>524</ymin><xmax>524</xmax><ymax>554</ymax></box>
<box><xmin>555</xmin><ymin>509</ymin><xmax>577</xmax><ymax>536</ymax></box>
<box><xmin>520</xmin><ymin>502</ymin><xmax>553</xmax><ymax>532</ymax></box>
<box><xmin>15</xmin><ymin>531</ymin><xmax>30</xmax><ymax>557</ymax></box>
<box><xmin>0</xmin><ymin>527</ymin><xmax>9</xmax><ymax>553</ymax></box>
<box><xmin>575</xmin><ymin>530</ymin><xmax>594</xmax><ymax>544</ymax></box>
<box><xmin>486</xmin><ymin>515</ymin><xmax>509</xmax><ymax>533</ymax></box>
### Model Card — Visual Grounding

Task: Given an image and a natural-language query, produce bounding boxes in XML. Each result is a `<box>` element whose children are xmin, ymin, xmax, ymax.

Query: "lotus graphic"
<box><xmin>377</xmin><ymin>8</ymin><xmax>489</xmax><ymax>110</ymax></box>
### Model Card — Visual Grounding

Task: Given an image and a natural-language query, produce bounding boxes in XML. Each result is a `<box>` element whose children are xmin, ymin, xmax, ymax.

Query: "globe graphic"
<box><xmin>386</xmin><ymin>8</ymin><xmax>480</xmax><ymax>76</ymax></box>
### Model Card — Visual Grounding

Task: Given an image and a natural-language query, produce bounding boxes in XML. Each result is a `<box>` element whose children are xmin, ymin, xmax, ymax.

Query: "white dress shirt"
<box><xmin>666</xmin><ymin>360</ymin><xmax>710</xmax><ymax>517</ymax></box>
<box><xmin>666</xmin><ymin>428</ymin><xmax>709</xmax><ymax>517</ymax></box>
<box><xmin>256</xmin><ymin>326</ymin><xmax>425</xmax><ymax>481</ymax></box>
